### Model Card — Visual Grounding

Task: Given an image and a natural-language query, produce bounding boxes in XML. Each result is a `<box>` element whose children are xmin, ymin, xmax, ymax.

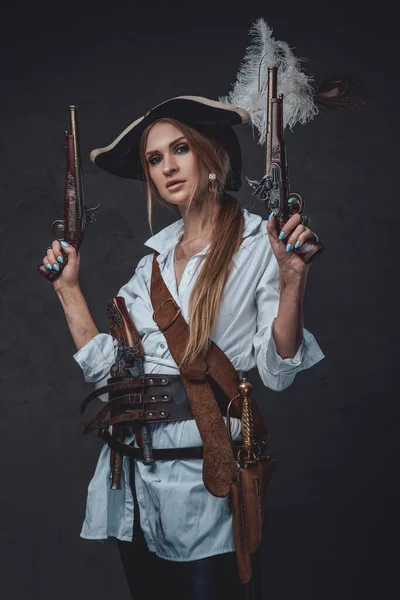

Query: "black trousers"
<box><xmin>117</xmin><ymin>528</ymin><xmax>262</xmax><ymax>600</ymax></box>
<box><xmin>117</xmin><ymin>458</ymin><xmax>263</xmax><ymax>600</ymax></box>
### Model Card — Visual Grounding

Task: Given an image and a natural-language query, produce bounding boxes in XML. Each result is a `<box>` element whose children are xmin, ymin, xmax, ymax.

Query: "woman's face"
<box><xmin>144</xmin><ymin>121</ymin><xmax>202</xmax><ymax>207</ymax></box>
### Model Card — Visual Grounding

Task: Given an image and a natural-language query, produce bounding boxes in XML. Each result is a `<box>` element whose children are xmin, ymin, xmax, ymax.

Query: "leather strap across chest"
<box><xmin>150</xmin><ymin>253</ymin><xmax>269</xmax><ymax>498</ymax></box>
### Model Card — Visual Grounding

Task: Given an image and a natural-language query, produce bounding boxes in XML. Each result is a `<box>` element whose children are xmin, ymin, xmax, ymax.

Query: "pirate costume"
<box><xmin>74</xmin><ymin>95</ymin><xmax>325</xmax><ymax>599</ymax></box>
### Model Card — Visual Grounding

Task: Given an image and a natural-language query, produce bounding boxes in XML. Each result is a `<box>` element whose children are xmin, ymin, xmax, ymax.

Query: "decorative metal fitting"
<box><xmin>238</xmin><ymin>377</ymin><xmax>253</xmax><ymax>396</ymax></box>
<box><xmin>208</xmin><ymin>172</ymin><xmax>216</xmax><ymax>192</ymax></box>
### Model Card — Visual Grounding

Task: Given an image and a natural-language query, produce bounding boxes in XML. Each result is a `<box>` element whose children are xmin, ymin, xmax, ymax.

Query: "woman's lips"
<box><xmin>167</xmin><ymin>181</ymin><xmax>185</xmax><ymax>191</ymax></box>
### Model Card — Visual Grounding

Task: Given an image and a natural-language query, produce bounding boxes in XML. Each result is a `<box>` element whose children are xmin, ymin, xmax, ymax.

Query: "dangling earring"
<box><xmin>208</xmin><ymin>173</ymin><xmax>216</xmax><ymax>192</ymax></box>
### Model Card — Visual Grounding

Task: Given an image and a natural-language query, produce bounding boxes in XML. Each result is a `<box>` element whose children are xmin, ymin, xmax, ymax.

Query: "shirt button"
<box><xmin>160</xmin><ymin>343</ymin><xmax>165</xmax><ymax>349</ymax></box>
<box><xmin>188</xmin><ymin>270</ymin><xmax>192</xmax><ymax>275</ymax></box>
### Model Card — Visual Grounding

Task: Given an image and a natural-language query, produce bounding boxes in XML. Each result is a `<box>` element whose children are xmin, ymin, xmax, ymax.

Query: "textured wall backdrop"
<box><xmin>1</xmin><ymin>1</ymin><xmax>398</xmax><ymax>599</ymax></box>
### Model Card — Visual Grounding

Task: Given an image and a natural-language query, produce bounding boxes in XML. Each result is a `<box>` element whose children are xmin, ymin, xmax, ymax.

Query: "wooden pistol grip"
<box><xmin>37</xmin><ymin>259</ymin><xmax>68</xmax><ymax>281</ymax></box>
<box><xmin>293</xmin><ymin>237</ymin><xmax>325</xmax><ymax>264</ymax></box>
<box><xmin>107</xmin><ymin>297</ymin><xmax>144</xmax><ymax>356</ymax></box>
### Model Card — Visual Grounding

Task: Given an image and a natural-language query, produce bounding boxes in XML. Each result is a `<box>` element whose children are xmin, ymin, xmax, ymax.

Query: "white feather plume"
<box><xmin>219</xmin><ymin>18</ymin><xmax>318</xmax><ymax>144</ymax></box>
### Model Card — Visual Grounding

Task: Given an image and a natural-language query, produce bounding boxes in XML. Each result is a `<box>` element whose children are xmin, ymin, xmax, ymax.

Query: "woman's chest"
<box><xmin>174</xmin><ymin>255</ymin><xmax>190</xmax><ymax>290</ymax></box>
<box><xmin>135</xmin><ymin>247</ymin><xmax>260</xmax><ymax>337</ymax></box>
<box><xmin>173</xmin><ymin>242</ymin><xmax>209</xmax><ymax>290</ymax></box>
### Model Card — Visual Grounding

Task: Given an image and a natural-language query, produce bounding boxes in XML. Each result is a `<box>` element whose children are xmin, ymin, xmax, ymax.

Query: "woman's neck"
<box><xmin>178</xmin><ymin>199</ymin><xmax>220</xmax><ymax>245</ymax></box>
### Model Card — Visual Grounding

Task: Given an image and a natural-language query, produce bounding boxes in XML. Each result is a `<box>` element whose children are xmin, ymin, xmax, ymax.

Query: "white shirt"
<box><xmin>73</xmin><ymin>208</ymin><xmax>325</xmax><ymax>561</ymax></box>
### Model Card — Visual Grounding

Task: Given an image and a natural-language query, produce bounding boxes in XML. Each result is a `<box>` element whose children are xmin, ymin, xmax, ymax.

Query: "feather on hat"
<box><xmin>219</xmin><ymin>18</ymin><xmax>368</xmax><ymax>145</ymax></box>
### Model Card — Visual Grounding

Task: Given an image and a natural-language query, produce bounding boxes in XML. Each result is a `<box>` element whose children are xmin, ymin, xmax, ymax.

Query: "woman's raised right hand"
<box><xmin>42</xmin><ymin>239</ymin><xmax>81</xmax><ymax>293</ymax></box>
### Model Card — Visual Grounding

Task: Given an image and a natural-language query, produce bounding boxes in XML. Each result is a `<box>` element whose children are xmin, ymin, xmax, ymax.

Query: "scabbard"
<box><xmin>110</xmin><ymin>423</ymin><xmax>125</xmax><ymax>490</ymax></box>
<box><xmin>230</xmin><ymin>456</ymin><xmax>276</xmax><ymax>584</ymax></box>
<box><xmin>140</xmin><ymin>423</ymin><xmax>154</xmax><ymax>466</ymax></box>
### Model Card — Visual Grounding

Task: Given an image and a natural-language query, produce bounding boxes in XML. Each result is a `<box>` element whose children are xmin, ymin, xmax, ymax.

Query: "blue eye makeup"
<box><xmin>147</xmin><ymin>143</ymin><xmax>190</xmax><ymax>166</ymax></box>
<box><xmin>175</xmin><ymin>143</ymin><xmax>189</xmax><ymax>154</ymax></box>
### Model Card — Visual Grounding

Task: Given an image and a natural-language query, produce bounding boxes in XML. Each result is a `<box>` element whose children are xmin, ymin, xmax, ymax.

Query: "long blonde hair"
<box><xmin>140</xmin><ymin>118</ymin><xmax>243</xmax><ymax>367</ymax></box>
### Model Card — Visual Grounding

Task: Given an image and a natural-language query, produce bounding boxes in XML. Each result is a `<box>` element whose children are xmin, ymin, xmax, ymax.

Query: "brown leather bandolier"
<box><xmin>81</xmin><ymin>252</ymin><xmax>276</xmax><ymax>585</ymax></box>
<box><xmin>150</xmin><ymin>254</ymin><xmax>272</xmax><ymax>496</ymax></box>
<box><xmin>150</xmin><ymin>254</ymin><xmax>276</xmax><ymax>584</ymax></box>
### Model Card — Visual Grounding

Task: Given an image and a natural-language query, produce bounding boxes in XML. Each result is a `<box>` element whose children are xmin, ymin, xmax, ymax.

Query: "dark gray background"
<box><xmin>1</xmin><ymin>1</ymin><xmax>398</xmax><ymax>598</ymax></box>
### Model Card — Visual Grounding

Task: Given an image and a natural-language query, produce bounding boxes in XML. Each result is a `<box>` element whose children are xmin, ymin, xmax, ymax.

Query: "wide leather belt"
<box><xmin>81</xmin><ymin>374</ymin><xmax>237</xmax><ymax>468</ymax></box>
<box><xmin>81</xmin><ymin>374</ymin><xmax>178</xmax><ymax>415</ymax></box>
<box><xmin>82</xmin><ymin>375</ymin><xmax>199</xmax><ymax>434</ymax></box>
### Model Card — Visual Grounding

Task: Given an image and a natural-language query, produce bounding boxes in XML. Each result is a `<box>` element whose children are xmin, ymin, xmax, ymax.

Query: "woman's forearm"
<box><xmin>56</xmin><ymin>285</ymin><xmax>99</xmax><ymax>352</ymax></box>
<box><xmin>272</xmin><ymin>272</ymin><xmax>307</xmax><ymax>359</ymax></box>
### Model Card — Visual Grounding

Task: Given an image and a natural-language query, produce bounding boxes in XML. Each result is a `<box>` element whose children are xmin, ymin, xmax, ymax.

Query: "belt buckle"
<box><xmin>128</xmin><ymin>394</ymin><xmax>144</xmax><ymax>421</ymax></box>
<box><xmin>137</xmin><ymin>395</ymin><xmax>144</xmax><ymax>421</ymax></box>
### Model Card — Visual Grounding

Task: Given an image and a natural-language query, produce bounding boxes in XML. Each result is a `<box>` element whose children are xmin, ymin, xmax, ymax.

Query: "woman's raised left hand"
<box><xmin>266</xmin><ymin>211</ymin><xmax>317</xmax><ymax>280</ymax></box>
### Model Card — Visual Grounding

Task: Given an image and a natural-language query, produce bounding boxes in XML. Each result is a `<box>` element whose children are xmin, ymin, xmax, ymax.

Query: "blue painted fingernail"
<box><xmin>53</xmin><ymin>263</ymin><xmax>60</xmax><ymax>271</ymax></box>
<box><xmin>288</xmin><ymin>198</ymin><xmax>295</xmax><ymax>204</ymax></box>
<box><xmin>279</xmin><ymin>232</ymin><xmax>286</xmax><ymax>240</ymax></box>
<box><xmin>46</xmin><ymin>264</ymin><xmax>52</xmax><ymax>270</ymax></box>
<box><xmin>61</xmin><ymin>241</ymin><xmax>69</xmax><ymax>247</ymax></box>
<box><xmin>286</xmin><ymin>243</ymin><xmax>292</xmax><ymax>252</ymax></box>
<box><xmin>268</xmin><ymin>212</ymin><xmax>274</xmax><ymax>221</ymax></box>
<box><xmin>295</xmin><ymin>241</ymin><xmax>301</xmax><ymax>249</ymax></box>
<box><xmin>57</xmin><ymin>255</ymin><xmax>64</xmax><ymax>263</ymax></box>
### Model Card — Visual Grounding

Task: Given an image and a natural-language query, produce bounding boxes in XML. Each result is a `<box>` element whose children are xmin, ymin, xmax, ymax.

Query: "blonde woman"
<box><xmin>43</xmin><ymin>97</ymin><xmax>324</xmax><ymax>599</ymax></box>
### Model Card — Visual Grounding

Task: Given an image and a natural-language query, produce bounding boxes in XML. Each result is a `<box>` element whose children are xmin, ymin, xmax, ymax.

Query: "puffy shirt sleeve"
<box><xmin>252</xmin><ymin>239</ymin><xmax>325</xmax><ymax>392</ymax></box>
<box><xmin>72</xmin><ymin>255</ymin><xmax>151</xmax><ymax>397</ymax></box>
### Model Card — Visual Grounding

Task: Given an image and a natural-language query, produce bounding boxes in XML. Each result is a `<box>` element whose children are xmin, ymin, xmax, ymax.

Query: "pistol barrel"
<box><xmin>266</xmin><ymin>67</ymin><xmax>278</xmax><ymax>176</ymax></box>
<box><xmin>68</xmin><ymin>105</ymin><xmax>85</xmax><ymax>236</ymax></box>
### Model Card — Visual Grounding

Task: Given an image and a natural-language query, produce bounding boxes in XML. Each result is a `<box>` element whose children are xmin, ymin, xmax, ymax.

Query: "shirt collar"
<box><xmin>144</xmin><ymin>208</ymin><xmax>263</xmax><ymax>262</ymax></box>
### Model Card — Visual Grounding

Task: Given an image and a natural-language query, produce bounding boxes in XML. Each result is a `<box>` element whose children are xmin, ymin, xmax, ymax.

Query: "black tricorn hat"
<box><xmin>89</xmin><ymin>96</ymin><xmax>250</xmax><ymax>191</ymax></box>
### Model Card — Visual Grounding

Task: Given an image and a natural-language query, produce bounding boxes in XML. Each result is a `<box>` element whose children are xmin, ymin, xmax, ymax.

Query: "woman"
<box><xmin>42</xmin><ymin>97</ymin><xmax>324</xmax><ymax>599</ymax></box>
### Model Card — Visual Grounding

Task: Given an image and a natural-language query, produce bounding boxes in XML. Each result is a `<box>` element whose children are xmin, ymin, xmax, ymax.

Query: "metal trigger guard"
<box><xmin>52</xmin><ymin>220</ymin><xmax>64</xmax><ymax>240</ymax></box>
<box><xmin>288</xmin><ymin>192</ymin><xmax>304</xmax><ymax>216</ymax></box>
<box><xmin>288</xmin><ymin>192</ymin><xmax>313</xmax><ymax>226</ymax></box>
